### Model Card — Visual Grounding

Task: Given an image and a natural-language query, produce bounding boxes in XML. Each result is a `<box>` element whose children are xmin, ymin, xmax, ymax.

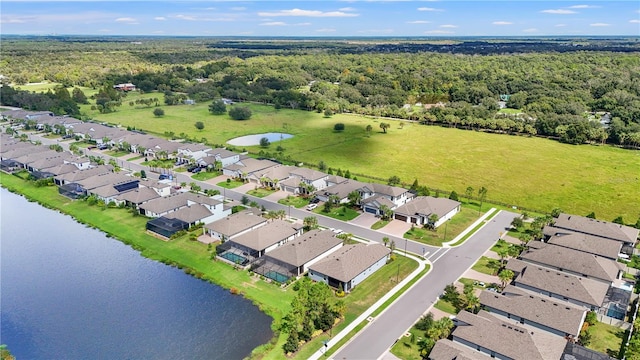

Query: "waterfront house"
<box><xmin>204</xmin><ymin>211</ymin><xmax>268</xmax><ymax>242</ymax></box>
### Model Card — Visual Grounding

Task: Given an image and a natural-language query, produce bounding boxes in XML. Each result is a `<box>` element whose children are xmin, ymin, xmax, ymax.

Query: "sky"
<box><xmin>1</xmin><ymin>1</ymin><xmax>639</xmax><ymax>37</ymax></box>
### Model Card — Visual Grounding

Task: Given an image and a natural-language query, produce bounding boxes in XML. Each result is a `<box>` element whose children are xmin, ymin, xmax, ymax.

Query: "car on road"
<box><xmin>309</xmin><ymin>197</ymin><xmax>320</xmax><ymax>204</ymax></box>
<box><xmin>159</xmin><ymin>174</ymin><xmax>172</xmax><ymax>180</ymax></box>
<box><xmin>306</xmin><ymin>203</ymin><xmax>318</xmax><ymax>211</ymax></box>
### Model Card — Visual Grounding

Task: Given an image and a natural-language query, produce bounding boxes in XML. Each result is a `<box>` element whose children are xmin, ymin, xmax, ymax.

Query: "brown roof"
<box><xmin>480</xmin><ymin>285</ymin><xmax>586</xmax><ymax>336</ymax></box>
<box><xmin>317</xmin><ymin>180</ymin><xmax>369</xmax><ymax>199</ymax></box>
<box><xmin>289</xmin><ymin>167</ymin><xmax>328</xmax><ymax>181</ymax></box>
<box><xmin>264</xmin><ymin>230</ymin><xmax>342</xmax><ymax>267</ymax></box>
<box><xmin>165</xmin><ymin>204</ymin><xmax>213</xmax><ymax>224</ymax></box>
<box><xmin>116</xmin><ymin>187</ymin><xmax>161</xmax><ymax>204</ymax></box>
<box><xmin>230</xmin><ymin>219</ymin><xmax>302</xmax><ymax>252</ymax></box>
<box><xmin>554</xmin><ymin>213</ymin><xmax>639</xmax><ymax>244</ymax></box>
<box><xmin>369</xmin><ymin>182</ymin><xmax>409</xmax><ymax>197</ymax></box>
<box><xmin>428</xmin><ymin>339</ymin><xmax>492</xmax><ymax>360</ymax></box>
<box><xmin>77</xmin><ymin>172</ymin><xmax>134</xmax><ymax>190</ymax></box>
<box><xmin>309</xmin><ymin>243</ymin><xmax>390</xmax><ymax>283</ymax></box>
<box><xmin>393</xmin><ymin>196</ymin><xmax>460</xmax><ymax>219</ymax></box>
<box><xmin>514</xmin><ymin>265</ymin><xmax>609</xmax><ymax>308</ymax></box>
<box><xmin>452</xmin><ymin>311</ymin><xmax>567</xmax><ymax>360</ymax></box>
<box><xmin>55</xmin><ymin>165</ymin><xmax>114</xmax><ymax>183</ymax></box>
<box><xmin>519</xmin><ymin>243</ymin><xmax>622</xmax><ymax>283</ymax></box>
<box><xmin>139</xmin><ymin>192</ymin><xmax>221</xmax><ymax>215</ymax></box>
<box><xmin>545</xmin><ymin>226</ymin><xmax>623</xmax><ymax>260</ymax></box>
<box><xmin>204</xmin><ymin>211</ymin><xmax>267</xmax><ymax>237</ymax></box>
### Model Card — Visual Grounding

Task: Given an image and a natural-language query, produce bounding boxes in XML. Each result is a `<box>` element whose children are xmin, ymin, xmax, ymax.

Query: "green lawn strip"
<box><xmin>433</xmin><ymin>299</ymin><xmax>457</xmax><ymax>314</ymax></box>
<box><xmin>449</xmin><ymin>210</ymin><xmax>500</xmax><ymax>246</ymax></box>
<box><xmin>586</xmin><ymin>321</ymin><xmax>625</xmax><ymax>357</ymax></box>
<box><xmin>321</xmin><ymin>263</ymin><xmax>429</xmax><ymax>359</ymax></box>
<box><xmin>315</xmin><ymin>206</ymin><xmax>360</xmax><ymax>221</ymax></box>
<box><xmin>247</xmin><ymin>188</ymin><xmax>276</xmax><ymax>198</ymax></box>
<box><xmin>278</xmin><ymin>195</ymin><xmax>309</xmax><ymax>208</ymax></box>
<box><xmin>389</xmin><ymin>327</ymin><xmax>426</xmax><ymax>360</ymax></box>
<box><xmin>404</xmin><ymin>207</ymin><xmax>480</xmax><ymax>246</ymax></box>
<box><xmin>490</xmin><ymin>239</ymin><xmax>510</xmax><ymax>253</ymax></box>
<box><xmin>471</xmin><ymin>256</ymin><xmax>501</xmax><ymax>276</ymax></box>
<box><xmin>105</xmin><ymin>150</ymin><xmax>131</xmax><ymax>157</ymax></box>
<box><xmin>217</xmin><ymin>180</ymin><xmax>245</xmax><ymax>189</ymax></box>
<box><xmin>371</xmin><ymin>220</ymin><xmax>389</xmax><ymax>230</ymax></box>
<box><xmin>85</xmin><ymin>101</ymin><xmax>639</xmax><ymax>220</ymax></box>
<box><xmin>190</xmin><ymin>171</ymin><xmax>220</xmax><ymax>181</ymax></box>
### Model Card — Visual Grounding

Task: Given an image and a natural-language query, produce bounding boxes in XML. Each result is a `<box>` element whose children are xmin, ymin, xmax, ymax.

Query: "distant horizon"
<box><xmin>2</xmin><ymin>34</ymin><xmax>639</xmax><ymax>39</ymax></box>
<box><xmin>2</xmin><ymin>1</ymin><xmax>639</xmax><ymax>37</ymax></box>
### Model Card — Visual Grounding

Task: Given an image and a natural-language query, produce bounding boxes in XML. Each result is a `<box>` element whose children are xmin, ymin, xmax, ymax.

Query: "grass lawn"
<box><xmin>105</xmin><ymin>149</ymin><xmax>132</xmax><ymax>157</ymax></box>
<box><xmin>390</xmin><ymin>327</ymin><xmax>426</xmax><ymax>360</ymax></box>
<box><xmin>433</xmin><ymin>299</ymin><xmax>457</xmax><ymax>314</ymax></box>
<box><xmin>498</xmin><ymin>108</ymin><xmax>523</xmax><ymax>114</ymax></box>
<box><xmin>471</xmin><ymin>256</ymin><xmax>502</xmax><ymax>276</ymax></box>
<box><xmin>587</xmin><ymin>322</ymin><xmax>625</xmax><ymax>358</ymax></box>
<box><xmin>491</xmin><ymin>239</ymin><xmax>511</xmax><ymax>253</ymax></box>
<box><xmin>217</xmin><ymin>180</ymin><xmax>244</xmax><ymax>189</ymax></box>
<box><xmin>371</xmin><ymin>220</ymin><xmax>389</xmax><ymax>230</ymax></box>
<box><xmin>191</xmin><ymin>171</ymin><xmax>220</xmax><ymax>181</ymax></box>
<box><xmin>404</xmin><ymin>207</ymin><xmax>481</xmax><ymax>246</ymax></box>
<box><xmin>83</xmin><ymin>101</ymin><xmax>639</xmax><ymax>220</ymax></box>
<box><xmin>315</xmin><ymin>205</ymin><xmax>360</xmax><ymax>221</ymax></box>
<box><xmin>278</xmin><ymin>195</ymin><xmax>309</xmax><ymax>208</ymax></box>
<box><xmin>247</xmin><ymin>188</ymin><xmax>275</xmax><ymax>198</ymax></box>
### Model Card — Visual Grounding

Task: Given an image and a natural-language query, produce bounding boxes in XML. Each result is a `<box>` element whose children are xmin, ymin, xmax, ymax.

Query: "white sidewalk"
<box><xmin>442</xmin><ymin>208</ymin><xmax>497</xmax><ymax>247</ymax></box>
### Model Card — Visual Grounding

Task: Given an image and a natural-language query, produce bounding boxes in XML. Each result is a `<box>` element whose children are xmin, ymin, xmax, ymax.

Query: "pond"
<box><xmin>227</xmin><ymin>132</ymin><xmax>293</xmax><ymax>146</ymax></box>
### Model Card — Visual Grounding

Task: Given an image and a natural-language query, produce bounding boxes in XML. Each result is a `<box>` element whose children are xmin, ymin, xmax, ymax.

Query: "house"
<box><xmin>222</xmin><ymin>157</ymin><xmax>278</xmax><ymax>181</ymax></box>
<box><xmin>115</xmin><ymin>187</ymin><xmax>161</xmax><ymax>208</ymax></box>
<box><xmin>315</xmin><ymin>180</ymin><xmax>371</xmax><ymax>204</ymax></box>
<box><xmin>428</xmin><ymin>339</ymin><xmax>489</xmax><ymax>360</ymax></box>
<box><xmin>204</xmin><ymin>211</ymin><xmax>268</xmax><ymax>242</ymax></box>
<box><xmin>436</xmin><ymin>310</ymin><xmax>567</xmax><ymax>360</ymax></box>
<box><xmin>543</xmin><ymin>226</ymin><xmax>623</xmax><ymax>260</ymax></box>
<box><xmin>1</xmin><ymin>145</ymin><xmax>51</xmax><ymax>164</ymax></box>
<box><xmin>518</xmin><ymin>242</ymin><xmax>623</xmax><ymax>284</ymax></box>
<box><xmin>13</xmin><ymin>149</ymin><xmax>63</xmax><ymax>170</ymax></box>
<box><xmin>176</xmin><ymin>143</ymin><xmax>212</xmax><ymax>164</ymax></box>
<box><xmin>247</xmin><ymin>164</ymin><xmax>293</xmax><ymax>189</ymax></box>
<box><xmin>54</xmin><ymin>164</ymin><xmax>114</xmax><ymax>186</ymax></box>
<box><xmin>480</xmin><ymin>285</ymin><xmax>587</xmax><ymax>338</ymax></box>
<box><xmin>113</xmin><ymin>83</ymin><xmax>136</xmax><ymax>91</ymax></box>
<box><xmin>146</xmin><ymin>217</ymin><xmax>189</xmax><ymax>238</ymax></box>
<box><xmin>164</xmin><ymin>204</ymin><xmax>221</xmax><ymax>228</ymax></box>
<box><xmin>196</xmin><ymin>148</ymin><xmax>240</xmax><ymax>169</ymax></box>
<box><xmin>251</xmin><ymin>230</ymin><xmax>343</xmax><ymax>282</ymax></box>
<box><xmin>138</xmin><ymin>179</ymin><xmax>173</xmax><ymax>197</ymax></box>
<box><xmin>368</xmin><ymin>183</ymin><xmax>413</xmax><ymax>207</ymax></box>
<box><xmin>552</xmin><ymin>213</ymin><xmax>639</xmax><ymax>247</ymax></box>
<box><xmin>216</xmin><ymin>219</ymin><xmax>303</xmax><ymax>266</ymax></box>
<box><xmin>393</xmin><ymin>196</ymin><xmax>461</xmax><ymax>227</ymax></box>
<box><xmin>279</xmin><ymin>167</ymin><xmax>329</xmax><ymax>194</ymax></box>
<box><xmin>138</xmin><ymin>192</ymin><xmax>227</xmax><ymax>221</ymax></box>
<box><xmin>308</xmin><ymin>243</ymin><xmax>390</xmax><ymax>292</ymax></box>
<box><xmin>511</xmin><ymin>263</ymin><xmax>610</xmax><ymax>310</ymax></box>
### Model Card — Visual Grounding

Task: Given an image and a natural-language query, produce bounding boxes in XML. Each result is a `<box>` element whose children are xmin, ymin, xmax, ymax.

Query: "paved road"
<box><xmin>332</xmin><ymin>210</ymin><xmax>517</xmax><ymax>360</ymax></box>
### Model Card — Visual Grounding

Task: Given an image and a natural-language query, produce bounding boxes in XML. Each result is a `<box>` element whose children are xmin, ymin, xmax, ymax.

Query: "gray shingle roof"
<box><xmin>77</xmin><ymin>172</ymin><xmax>134</xmax><ymax>190</ymax></box>
<box><xmin>369</xmin><ymin>182</ymin><xmax>408</xmax><ymax>197</ymax></box>
<box><xmin>264</xmin><ymin>230</ymin><xmax>342</xmax><ymax>267</ymax></box>
<box><xmin>452</xmin><ymin>310</ymin><xmax>567</xmax><ymax>360</ymax></box>
<box><xmin>544</xmin><ymin>226</ymin><xmax>622</xmax><ymax>260</ymax></box>
<box><xmin>480</xmin><ymin>285</ymin><xmax>586</xmax><ymax>336</ymax></box>
<box><xmin>554</xmin><ymin>213</ymin><xmax>639</xmax><ymax>244</ymax></box>
<box><xmin>428</xmin><ymin>339</ymin><xmax>492</xmax><ymax>360</ymax></box>
<box><xmin>230</xmin><ymin>219</ymin><xmax>302</xmax><ymax>252</ymax></box>
<box><xmin>309</xmin><ymin>243</ymin><xmax>390</xmax><ymax>283</ymax></box>
<box><xmin>204</xmin><ymin>212</ymin><xmax>268</xmax><ymax>237</ymax></box>
<box><xmin>519</xmin><ymin>242</ymin><xmax>622</xmax><ymax>283</ymax></box>
<box><xmin>514</xmin><ymin>265</ymin><xmax>609</xmax><ymax>308</ymax></box>
<box><xmin>317</xmin><ymin>180</ymin><xmax>368</xmax><ymax>199</ymax></box>
<box><xmin>289</xmin><ymin>167</ymin><xmax>328</xmax><ymax>181</ymax></box>
<box><xmin>55</xmin><ymin>165</ymin><xmax>114</xmax><ymax>183</ymax></box>
<box><xmin>116</xmin><ymin>187</ymin><xmax>161</xmax><ymax>204</ymax></box>
<box><xmin>138</xmin><ymin>191</ymin><xmax>196</xmax><ymax>215</ymax></box>
<box><xmin>393</xmin><ymin>196</ymin><xmax>460</xmax><ymax>219</ymax></box>
<box><xmin>165</xmin><ymin>204</ymin><xmax>213</xmax><ymax>224</ymax></box>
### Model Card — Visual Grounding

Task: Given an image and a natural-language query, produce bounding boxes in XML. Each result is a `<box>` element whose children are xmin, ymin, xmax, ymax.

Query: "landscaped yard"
<box><xmin>390</xmin><ymin>327</ymin><xmax>427</xmax><ymax>360</ymax></box>
<box><xmin>105</xmin><ymin>149</ymin><xmax>133</xmax><ymax>157</ymax></box>
<box><xmin>247</xmin><ymin>188</ymin><xmax>276</xmax><ymax>198</ymax></box>
<box><xmin>587</xmin><ymin>321</ymin><xmax>625</xmax><ymax>358</ymax></box>
<box><xmin>77</xmin><ymin>100</ymin><xmax>639</xmax><ymax>220</ymax></box>
<box><xmin>471</xmin><ymin>256</ymin><xmax>502</xmax><ymax>276</ymax></box>
<box><xmin>191</xmin><ymin>171</ymin><xmax>220</xmax><ymax>181</ymax></box>
<box><xmin>371</xmin><ymin>220</ymin><xmax>389</xmax><ymax>230</ymax></box>
<box><xmin>315</xmin><ymin>205</ymin><xmax>360</xmax><ymax>221</ymax></box>
<box><xmin>278</xmin><ymin>195</ymin><xmax>309</xmax><ymax>208</ymax></box>
<box><xmin>433</xmin><ymin>299</ymin><xmax>457</xmax><ymax>314</ymax></box>
<box><xmin>217</xmin><ymin>180</ymin><xmax>244</xmax><ymax>189</ymax></box>
<box><xmin>403</xmin><ymin>207</ymin><xmax>481</xmax><ymax>246</ymax></box>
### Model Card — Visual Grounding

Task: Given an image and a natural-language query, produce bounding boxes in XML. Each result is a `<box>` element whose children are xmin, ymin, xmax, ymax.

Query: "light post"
<box><xmin>443</xmin><ymin>220</ymin><xmax>449</xmax><ymax>242</ymax></box>
<box><xmin>288</xmin><ymin>204</ymin><xmax>291</xmax><ymax>219</ymax></box>
<box><xmin>404</xmin><ymin>238</ymin><xmax>408</xmax><ymax>256</ymax></box>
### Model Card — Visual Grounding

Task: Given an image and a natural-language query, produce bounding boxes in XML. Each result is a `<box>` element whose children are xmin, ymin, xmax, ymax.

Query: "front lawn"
<box><xmin>105</xmin><ymin>150</ymin><xmax>132</xmax><ymax>157</ymax></box>
<box><xmin>247</xmin><ymin>188</ymin><xmax>276</xmax><ymax>198</ymax></box>
<box><xmin>315</xmin><ymin>205</ymin><xmax>360</xmax><ymax>221</ymax></box>
<box><xmin>191</xmin><ymin>171</ymin><xmax>220</xmax><ymax>181</ymax></box>
<box><xmin>278</xmin><ymin>195</ymin><xmax>309</xmax><ymax>208</ymax></box>
<box><xmin>403</xmin><ymin>207</ymin><xmax>481</xmax><ymax>246</ymax></box>
<box><xmin>217</xmin><ymin>180</ymin><xmax>244</xmax><ymax>189</ymax></box>
<box><xmin>390</xmin><ymin>327</ymin><xmax>426</xmax><ymax>360</ymax></box>
<box><xmin>371</xmin><ymin>220</ymin><xmax>389</xmax><ymax>230</ymax></box>
<box><xmin>471</xmin><ymin>256</ymin><xmax>501</xmax><ymax>276</ymax></box>
<box><xmin>433</xmin><ymin>299</ymin><xmax>457</xmax><ymax>314</ymax></box>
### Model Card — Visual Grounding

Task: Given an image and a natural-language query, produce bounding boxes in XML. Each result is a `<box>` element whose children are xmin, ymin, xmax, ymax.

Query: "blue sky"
<box><xmin>2</xmin><ymin>1</ymin><xmax>639</xmax><ymax>36</ymax></box>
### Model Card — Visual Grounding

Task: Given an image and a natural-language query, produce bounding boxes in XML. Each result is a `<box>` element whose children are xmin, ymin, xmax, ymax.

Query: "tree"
<box><xmin>379</xmin><ymin>122</ymin><xmax>390</xmax><ymax>133</ymax></box>
<box><xmin>388</xmin><ymin>175</ymin><xmax>401</xmax><ymax>186</ymax></box>
<box><xmin>379</xmin><ymin>204</ymin><xmax>393</xmax><ymax>221</ymax></box>
<box><xmin>209</xmin><ymin>99</ymin><xmax>227</xmax><ymax>115</ymax></box>
<box><xmin>477</xmin><ymin>186</ymin><xmax>488</xmax><ymax>214</ymax></box>
<box><xmin>449</xmin><ymin>190</ymin><xmax>459</xmax><ymax>201</ymax></box>
<box><xmin>511</xmin><ymin>216</ymin><xmax>524</xmax><ymax>230</ymax></box>
<box><xmin>72</xmin><ymin>87</ymin><xmax>88</xmax><ymax>104</ymax></box>
<box><xmin>613</xmin><ymin>216</ymin><xmax>624</xmax><ymax>224</ymax></box>
<box><xmin>333</xmin><ymin>123</ymin><xmax>344</xmax><ymax>131</ymax></box>
<box><xmin>365</xmin><ymin>124</ymin><xmax>373</xmax><ymax>136</ymax></box>
<box><xmin>241</xmin><ymin>195</ymin><xmax>249</xmax><ymax>205</ymax></box>
<box><xmin>303</xmin><ymin>216</ymin><xmax>318</xmax><ymax>231</ymax></box>
<box><xmin>498</xmin><ymin>269</ymin><xmax>514</xmax><ymax>290</ymax></box>
<box><xmin>518</xmin><ymin>233</ymin><xmax>532</xmax><ymax>247</ymax></box>
<box><xmin>496</xmin><ymin>247</ymin><xmax>510</xmax><ymax>267</ymax></box>
<box><xmin>347</xmin><ymin>190</ymin><xmax>362</xmax><ymax>206</ymax></box>
<box><xmin>442</xmin><ymin>283</ymin><xmax>460</xmax><ymax>306</ymax></box>
<box><xmin>194</xmin><ymin>121</ymin><xmax>205</xmax><ymax>131</ymax></box>
<box><xmin>259</xmin><ymin>137</ymin><xmax>270</xmax><ymax>147</ymax></box>
<box><xmin>317</xmin><ymin>160</ymin><xmax>327</xmax><ymax>171</ymax></box>
<box><xmin>551</xmin><ymin>207</ymin><xmax>562</xmax><ymax>218</ymax></box>
<box><xmin>586</xmin><ymin>211</ymin><xmax>596</xmax><ymax>219</ymax></box>
<box><xmin>382</xmin><ymin>237</ymin><xmax>390</xmax><ymax>248</ymax></box>
<box><xmin>153</xmin><ymin>108</ymin><xmax>165</xmax><ymax>117</ymax></box>
<box><xmin>324</xmin><ymin>109</ymin><xmax>334</xmax><ymax>117</ymax></box>
<box><xmin>229</xmin><ymin>106</ymin><xmax>252</xmax><ymax>120</ymax></box>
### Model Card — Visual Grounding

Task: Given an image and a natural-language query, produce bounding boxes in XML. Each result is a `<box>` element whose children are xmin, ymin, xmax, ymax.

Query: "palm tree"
<box><xmin>498</xmin><ymin>269</ymin><xmax>514</xmax><ymax>291</ymax></box>
<box><xmin>477</xmin><ymin>186</ymin><xmax>488</xmax><ymax>214</ymax></box>
<box><xmin>379</xmin><ymin>122</ymin><xmax>390</xmax><ymax>133</ymax></box>
<box><xmin>347</xmin><ymin>191</ymin><xmax>362</xmax><ymax>207</ymax></box>
<box><xmin>496</xmin><ymin>247</ymin><xmax>510</xmax><ymax>267</ymax></box>
<box><xmin>382</xmin><ymin>237</ymin><xmax>390</xmax><ymax>248</ymax></box>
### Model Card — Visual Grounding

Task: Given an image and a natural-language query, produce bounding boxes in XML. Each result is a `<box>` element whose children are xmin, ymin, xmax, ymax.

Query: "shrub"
<box><xmin>229</xmin><ymin>106</ymin><xmax>252</xmax><ymax>120</ymax></box>
<box><xmin>334</xmin><ymin>123</ymin><xmax>345</xmax><ymax>131</ymax></box>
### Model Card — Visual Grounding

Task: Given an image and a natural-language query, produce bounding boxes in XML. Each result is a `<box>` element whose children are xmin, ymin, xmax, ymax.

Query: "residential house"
<box><xmin>247</xmin><ymin>164</ymin><xmax>293</xmax><ymax>189</ymax></box>
<box><xmin>428</xmin><ymin>339</ymin><xmax>489</xmax><ymax>360</ymax></box>
<box><xmin>115</xmin><ymin>187</ymin><xmax>161</xmax><ymax>208</ymax></box>
<box><xmin>393</xmin><ymin>196</ymin><xmax>461</xmax><ymax>227</ymax></box>
<box><xmin>54</xmin><ymin>164</ymin><xmax>114</xmax><ymax>186</ymax></box>
<box><xmin>280</xmin><ymin>167</ymin><xmax>329</xmax><ymax>194</ymax></box>
<box><xmin>138</xmin><ymin>192</ymin><xmax>227</xmax><ymax>221</ymax></box>
<box><xmin>543</xmin><ymin>226</ymin><xmax>623</xmax><ymax>260</ymax></box>
<box><xmin>223</xmin><ymin>157</ymin><xmax>278</xmax><ymax>182</ymax></box>
<box><xmin>76</xmin><ymin>172</ymin><xmax>139</xmax><ymax>200</ymax></box>
<box><xmin>138</xmin><ymin>179</ymin><xmax>173</xmax><ymax>197</ymax></box>
<box><xmin>364</xmin><ymin>183</ymin><xmax>413</xmax><ymax>212</ymax></box>
<box><xmin>251</xmin><ymin>230</ymin><xmax>343</xmax><ymax>282</ymax></box>
<box><xmin>480</xmin><ymin>285</ymin><xmax>587</xmax><ymax>338</ymax></box>
<box><xmin>552</xmin><ymin>213</ymin><xmax>639</xmax><ymax>247</ymax></box>
<box><xmin>113</xmin><ymin>83</ymin><xmax>136</xmax><ymax>91</ymax></box>
<box><xmin>204</xmin><ymin>211</ymin><xmax>268</xmax><ymax>242</ymax></box>
<box><xmin>315</xmin><ymin>180</ymin><xmax>372</xmax><ymax>204</ymax></box>
<box><xmin>308</xmin><ymin>243</ymin><xmax>390</xmax><ymax>292</ymax></box>
<box><xmin>176</xmin><ymin>143</ymin><xmax>212</xmax><ymax>164</ymax></box>
<box><xmin>196</xmin><ymin>148</ymin><xmax>240</xmax><ymax>169</ymax></box>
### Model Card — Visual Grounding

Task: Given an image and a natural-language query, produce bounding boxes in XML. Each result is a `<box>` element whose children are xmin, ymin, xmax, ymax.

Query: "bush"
<box><xmin>585</xmin><ymin>311</ymin><xmax>598</xmax><ymax>326</ymax></box>
<box><xmin>153</xmin><ymin>108</ymin><xmax>164</xmax><ymax>117</ymax></box>
<box><xmin>260</xmin><ymin>137</ymin><xmax>270</xmax><ymax>147</ymax></box>
<box><xmin>229</xmin><ymin>106</ymin><xmax>252</xmax><ymax>120</ymax></box>
<box><xmin>334</xmin><ymin>123</ymin><xmax>344</xmax><ymax>131</ymax></box>
<box><xmin>335</xmin><ymin>290</ymin><xmax>345</xmax><ymax>297</ymax></box>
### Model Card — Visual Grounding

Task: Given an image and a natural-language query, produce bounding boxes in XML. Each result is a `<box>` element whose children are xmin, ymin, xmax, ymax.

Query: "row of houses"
<box><xmin>429</xmin><ymin>213</ymin><xmax>639</xmax><ymax>360</ymax></box>
<box><xmin>203</xmin><ymin>210</ymin><xmax>391</xmax><ymax>290</ymax></box>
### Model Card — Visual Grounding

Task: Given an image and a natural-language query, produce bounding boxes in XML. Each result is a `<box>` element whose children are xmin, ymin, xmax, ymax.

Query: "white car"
<box><xmin>307</xmin><ymin>204</ymin><xmax>318</xmax><ymax>211</ymax></box>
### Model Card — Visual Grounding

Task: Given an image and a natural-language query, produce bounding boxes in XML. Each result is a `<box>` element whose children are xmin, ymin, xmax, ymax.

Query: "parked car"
<box><xmin>306</xmin><ymin>203</ymin><xmax>318</xmax><ymax>211</ymax></box>
<box><xmin>159</xmin><ymin>174</ymin><xmax>172</xmax><ymax>180</ymax></box>
<box><xmin>191</xmin><ymin>167</ymin><xmax>202</xmax><ymax>173</ymax></box>
<box><xmin>310</xmin><ymin>197</ymin><xmax>320</xmax><ymax>204</ymax></box>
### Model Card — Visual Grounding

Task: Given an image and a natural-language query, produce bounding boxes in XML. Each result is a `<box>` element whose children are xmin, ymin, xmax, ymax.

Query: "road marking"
<box><xmin>431</xmin><ymin>248</ymin><xmax>450</xmax><ymax>263</ymax></box>
<box><xmin>427</xmin><ymin>248</ymin><xmax>442</xmax><ymax>260</ymax></box>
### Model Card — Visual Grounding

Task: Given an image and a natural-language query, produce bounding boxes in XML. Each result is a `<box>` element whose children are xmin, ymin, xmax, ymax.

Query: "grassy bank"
<box><xmin>80</xmin><ymin>100</ymin><xmax>639</xmax><ymax>220</ymax></box>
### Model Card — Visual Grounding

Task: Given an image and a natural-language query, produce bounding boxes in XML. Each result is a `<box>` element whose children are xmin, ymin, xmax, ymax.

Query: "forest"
<box><xmin>1</xmin><ymin>36</ymin><xmax>639</xmax><ymax>147</ymax></box>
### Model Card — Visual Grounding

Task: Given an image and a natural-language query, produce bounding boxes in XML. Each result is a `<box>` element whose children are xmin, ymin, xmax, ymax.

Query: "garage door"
<box><xmin>365</xmin><ymin>207</ymin><xmax>378</xmax><ymax>214</ymax></box>
<box><xmin>394</xmin><ymin>214</ymin><xmax>408</xmax><ymax>222</ymax></box>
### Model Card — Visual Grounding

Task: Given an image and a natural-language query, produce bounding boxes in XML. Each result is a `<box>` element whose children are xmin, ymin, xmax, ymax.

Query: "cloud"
<box><xmin>630</xmin><ymin>19</ymin><xmax>640</xmax><ymax>23</ymax></box>
<box><xmin>316</xmin><ymin>28</ymin><xmax>337</xmax><ymax>33</ymax></box>
<box><xmin>339</xmin><ymin>7</ymin><xmax>355</xmax><ymax>11</ymax></box>
<box><xmin>0</xmin><ymin>11</ymin><xmax>115</xmax><ymax>24</ymax></box>
<box><xmin>258</xmin><ymin>9</ymin><xmax>358</xmax><ymax>17</ymax></box>
<box><xmin>522</xmin><ymin>28</ymin><xmax>538</xmax><ymax>33</ymax></box>
<box><xmin>555</xmin><ymin>23</ymin><xmax>566</xmax><ymax>27</ymax></box>
<box><xmin>492</xmin><ymin>21</ymin><xmax>512</xmax><ymax>25</ymax></box>
<box><xmin>173</xmin><ymin>14</ymin><xmax>234</xmax><ymax>22</ymax></box>
<box><xmin>407</xmin><ymin>20</ymin><xmax>430</xmax><ymax>24</ymax></box>
<box><xmin>115</xmin><ymin>17</ymin><xmax>138</xmax><ymax>24</ymax></box>
<box><xmin>440</xmin><ymin>24</ymin><xmax>457</xmax><ymax>28</ymax></box>
<box><xmin>568</xmin><ymin>5</ymin><xmax>600</xmax><ymax>9</ymax></box>
<box><xmin>154</xmin><ymin>17</ymin><xmax>166</xmax><ymax>21</ymax></box>
<box><xmin>295</xmin><ymin>22</ymin><xmax>312</xmax><ymax>26</ymax></box>
<box><xmin>425</xmin><ymin>30</ymin><xmax>454</xmax><ymax>34</ymax></box>
<box><xmin>417</xmin><ymin>7</ymin><xmax>443</xmax><ymax>12</ymax></box>
<box><xmin>260</xmin><ymin>22</ymin><xmax>287</xmax><ymax>26</ymax></box>
<box><xmin>541</xmin><ymin>9</ymin><xmax>577</xmax><ymax>14</ymax></box>
<box><xmin>590</xmin><ymin>23</ymin><xmax>610</xmax><ymax>26</ymax></box>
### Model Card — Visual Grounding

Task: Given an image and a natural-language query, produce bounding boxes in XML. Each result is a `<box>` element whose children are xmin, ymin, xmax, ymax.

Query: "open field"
<box><xmin>77</xmin><ymin>98</ymin><xmax>640</xmax><ymax>221</ymax></box>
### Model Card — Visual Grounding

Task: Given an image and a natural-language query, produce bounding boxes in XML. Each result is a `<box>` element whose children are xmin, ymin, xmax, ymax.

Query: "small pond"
<box><xmin>227</xmin><ymin>132</ymin><xmax>293</xmax><ymax>146</ymax></box>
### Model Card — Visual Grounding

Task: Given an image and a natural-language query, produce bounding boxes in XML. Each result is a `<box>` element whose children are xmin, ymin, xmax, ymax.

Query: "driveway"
<box><xmin>263</xmin><ymin>190</ymin><xmax>290</xmax><ymax>202</ymax></box>
<box><xmin>204</xmin><ymin>174</ymin><xmax>229</xmax><ymax>185</ymax></box>
<box><xmin>233</xmin><ymin>182</ymin><xmax>256</xmax><ymax>194</ymax></box>
<box><xmin>379</xmin><ymin>219</ymin><xmax>412</xmax><ymax>237</ymax></box>
<box><xmin>349</xmin><ymin>213</ymin><xmax>379</xmax><ymax>228</ymax></box>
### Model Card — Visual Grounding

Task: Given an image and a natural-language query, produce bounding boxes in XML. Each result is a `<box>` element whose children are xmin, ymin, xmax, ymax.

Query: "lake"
<box><xmin>0</xmin><ymin>188</ymin><xmax>273</xmax><ymax>359</ymax></box>
<box><xmin>227</xmin><ymin>132</ymin><xmax>293</xmax><ymax>146</ymax></box>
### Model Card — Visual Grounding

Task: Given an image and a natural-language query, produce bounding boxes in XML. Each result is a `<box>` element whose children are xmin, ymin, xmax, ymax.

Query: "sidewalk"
<box><xmin>442</xmin><ymin>208</ymin><xmax>497</xmax><ymax>247</ymax></box>
<box><xmin>308</xmin><ymin>252</ymin><xmax>430</xmax><ymax>360</ymax></box>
